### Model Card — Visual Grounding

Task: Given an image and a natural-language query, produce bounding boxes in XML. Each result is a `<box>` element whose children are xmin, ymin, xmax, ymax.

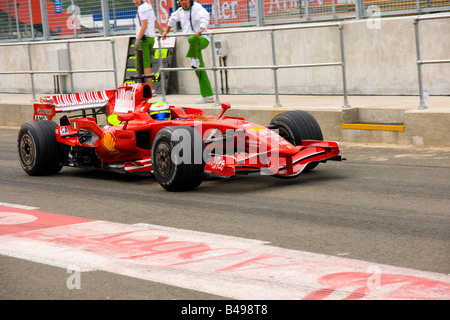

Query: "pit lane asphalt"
<box><xmin>1</xmin><ymin>127</ymin><xmax>449</xmax><ymax>299</ymax></box>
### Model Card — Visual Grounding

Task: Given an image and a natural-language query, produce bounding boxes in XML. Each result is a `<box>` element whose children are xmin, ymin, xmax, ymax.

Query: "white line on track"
<box><xmin>0</xmin><ymin>203</ymin><xmax>449</xmax><ymax>300</ymax></box>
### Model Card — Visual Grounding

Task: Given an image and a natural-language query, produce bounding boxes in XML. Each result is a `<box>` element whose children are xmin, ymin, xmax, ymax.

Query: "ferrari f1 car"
<box><xmin>18</xmin><ymin>82</ymin><xmax>344</xmax><ymax>191</ymax></box>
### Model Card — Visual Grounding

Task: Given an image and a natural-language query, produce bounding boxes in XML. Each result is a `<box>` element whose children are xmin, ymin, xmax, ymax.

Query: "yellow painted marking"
<box><xmin>342</xmin><ymin>123</ymin><xmax>404</xmax><ymax>132</ymax></box>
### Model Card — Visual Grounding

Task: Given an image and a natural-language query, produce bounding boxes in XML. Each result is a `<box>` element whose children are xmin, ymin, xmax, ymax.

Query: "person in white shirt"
<box><xmin>162</xmin><ymin>0</ymin><xmax>214</xmax><ymax>104</ymax></box>
<box><xmin>133</xmin><ymin>0</ymin><xmax>163</xmax><ymax>95</ymax></box>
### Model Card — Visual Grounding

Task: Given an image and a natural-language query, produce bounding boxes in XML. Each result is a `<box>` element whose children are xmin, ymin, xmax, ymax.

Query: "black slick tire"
<box><xmin>17</xmin><ymin>120</ymin><xmax>63</xmax><ymax>176</ymax></box>
<box><xmin>270</xmin><ymin>110</ymin><xmax>323</xmax><ymax>173</ymax></box>
<box><xmin>151</xmin><ymin>126</ymin><xmax>205</xmax><ymax>191</ymax></box>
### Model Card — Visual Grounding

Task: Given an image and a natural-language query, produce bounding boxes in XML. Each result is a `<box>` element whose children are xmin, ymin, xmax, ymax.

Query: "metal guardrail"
<box><xmin>0</xmin><ymin>37</ymin><xmax>118</xmax><ymax>102</ymax></box>
<box><xmin>156</xmin><ymin>22</ymin><xmax>350</xmax><ymax>109</ymax></box>
<box><xmin>414</xmin><ymin>13</ymin><xmax>450</xmax><ymax>109</ymax></box>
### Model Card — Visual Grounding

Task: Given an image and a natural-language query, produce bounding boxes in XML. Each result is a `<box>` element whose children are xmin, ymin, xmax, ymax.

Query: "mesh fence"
<box><xmin>41</xmin><ymin>0</ymin><xmax>138</xmax><ymax>38</ymax></box>
<box><xmin>0</xmin><ymin>0</ymin><xmax>449</xmax><ymax>42</ymax></box>
<box><xmin>361</xmin><ymin>0</ymin><xmax>450</xmax><ymax>14</ymax></box>
<box><xmin>261</xmin><ymin>1</ymin><xmax>357</xmax><ymax>25</ymax></box>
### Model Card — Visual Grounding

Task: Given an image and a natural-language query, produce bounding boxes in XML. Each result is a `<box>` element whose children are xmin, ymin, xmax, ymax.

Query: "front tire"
<box><xmin>270</xmin><ymin>110</ymin><xmax>323</xmax><ymax>173</ymax></box>
<box><xmin>18</xmin><ymin>120</ymin><xmax>63</xmax><ymax>176</ymax></box>
<box><xmin>152</xmin><ymin>126</ymin><xmax>205</xmax><ymax>191</ymax></box>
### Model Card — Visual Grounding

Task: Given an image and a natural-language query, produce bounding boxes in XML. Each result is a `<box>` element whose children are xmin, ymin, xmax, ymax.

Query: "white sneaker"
<box><xmin>191</xmin><ymin>58</ymin><xmax>200</xmax><ymax>69</ymax></box>
<box><xmin>196</xmin><ymin>96</ymin><xmax>214</xmax><ymax>104</ymax></box>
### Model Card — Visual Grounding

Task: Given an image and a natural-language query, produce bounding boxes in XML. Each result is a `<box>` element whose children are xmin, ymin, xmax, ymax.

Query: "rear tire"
<box><xmin>152</xmin><ymin>126</ymin><xmax>205</xmax><ymax>191</ymax></box>
<box><xmin>270</xmin><ymin>110</ymin><xmax>323</xmax><ymax>173</ymax></box>
<box><xmin>18</xmin><ymin>120</ymin><xmax>64</xmax><ymax>176</ymax></box>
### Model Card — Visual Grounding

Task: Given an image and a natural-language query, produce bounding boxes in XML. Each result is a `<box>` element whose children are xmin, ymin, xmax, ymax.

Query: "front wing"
<box><xmin>204</xmin><ymin>140</ymin><xmax>343</xmax><ymax>177</ymax></box>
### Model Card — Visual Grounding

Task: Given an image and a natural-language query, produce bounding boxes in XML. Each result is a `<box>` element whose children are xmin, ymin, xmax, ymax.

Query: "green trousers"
<box><xmin>186</xmin><ymin>35</ymin><xmax>214</xmax><ymax>98</ymax></box>
<box><xmin>135</xmin><ymin>37</ymin><xmax>155</xmax><ymax>69</ymax></box>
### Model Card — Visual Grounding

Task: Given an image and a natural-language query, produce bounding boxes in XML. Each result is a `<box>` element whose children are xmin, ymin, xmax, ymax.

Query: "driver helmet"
<box><xmin>149</xmin><ymin>101</ymin><xmax>171</xmax><ymax>121</ymax></box>
<box><xmin>107</xmin><ymin>113</ymin><xmax>121</xmax><ymax>126</ymax></box>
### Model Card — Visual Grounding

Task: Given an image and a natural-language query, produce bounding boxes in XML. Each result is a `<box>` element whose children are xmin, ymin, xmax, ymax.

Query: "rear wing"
<box><xmin>33</xmin><ymin>83</ymin><xmax>152</xmax><ymax>121</ymax></box>
<box><xmin>33</xmin><ymin>90</ymin><xmax>115</xmax><ymax>121</ymax></box>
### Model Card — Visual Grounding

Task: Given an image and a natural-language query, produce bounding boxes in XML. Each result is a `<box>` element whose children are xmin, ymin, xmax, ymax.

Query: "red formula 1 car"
<box><xmin>18</xmin><ymin>82</ymin><xmax>344</xmax><ymax>191</ymax></box>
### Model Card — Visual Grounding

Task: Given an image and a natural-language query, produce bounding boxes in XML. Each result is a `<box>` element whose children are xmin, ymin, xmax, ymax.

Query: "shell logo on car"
<box><xmin>103</xmin><ymin>132</ymin><xmax>117</xmax><ymax>152</ymax></box>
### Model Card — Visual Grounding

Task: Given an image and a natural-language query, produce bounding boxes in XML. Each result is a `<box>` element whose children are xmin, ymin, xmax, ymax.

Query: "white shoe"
<box><xmin>191</xmin><ymin>58</ymin><xmax>200</xmax><ymax>69</ymax></box>
<box><xmin>196</xmin><ymin>96</ymin><xmax>214</xmax><ymax>104</ymax></box>
<box><xmin>152</xmin><ymin>90</ymin><xmax>157</xmax><ymax>97</ymax></box>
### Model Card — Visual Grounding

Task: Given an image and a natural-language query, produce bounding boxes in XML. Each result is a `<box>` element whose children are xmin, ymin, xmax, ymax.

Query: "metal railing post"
<box><xmin>339</xmin><ymin>23</ymin><xmax>350</xmax><ymax>108</ymax></box>
<box><xmin>213</xmin><ymin>0</ymin><xmax>220</xmax><ymax>28</ymax></box>
<box><xmin>66</xmin><ymin>41</ymin><xmax>74</xmax><ymax>93</ymax></box>
<box><xmin>28</xmin><ymin>0</ymin><xmax>35</xmax><ymax>40</ymax></box>
<box><xmin>209</xmin><ymin>32</ymin><xmax>221</xmax><ymax>106</ymax></box>
<box><xmin>27</xmin><ymin>43</ymin><xmax>36</xmax><ymax>101</ymax></box>
<box><xmin>13</xmin><ymin>0</ymin><xmax>21</xmax><ymax>41</ymax></box>
<box><xmin>158</xmin><ymin>36</ymin><xmax>167</xmax><ymax>103</ymax></box>
<box><xmin>414</xmin><ymin>17</ymin><xmax>426</xmax><ymax>109</ymax></box>
<box><xmin>70</xmin><ymin>0</ymin><xmax>78</xmax><ymax>38</ymax></box>
<box><xmin>354</xmin><ymin>0</ymin><xmax>363</xmax><ymax>19</ymax></box>
<box><xmin>101</xmin><ymin>0</ymin><xmax>110</xmax><ymax>37</ymax></box>
<box><xmin>39</xmin><ymin>0</ymin><xmax>50</xmax><ymax>40</ymax></box>
<box><xmin>110</xmin><ymin>38</ymin><xmax>118</xmax><ymax>89</ymax></box>
<box><xmin>305</xmin><ymin>0</ymin><xmax>310</xmax><ymax>21</ymax></box>
<box><xmin>270</xmin><ymin>29</ymin><xmax>281</xmax><ymax>108</ymax></box>
<box><xmin>332</xmin><ymin>0</ymin><xmax>336</xmax><ymax>19</ymax></box>
<box><xmin>255</xmin><ymin>0</ymin><xmax>264</xmax><ymax>27</ymax></box>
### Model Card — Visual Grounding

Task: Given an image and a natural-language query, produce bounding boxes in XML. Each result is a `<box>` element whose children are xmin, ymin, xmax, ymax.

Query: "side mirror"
<box><xmin>117</xmin><ymin>113</ymin><xmax>134</xmax><ymax>122</ymax></box>
<box><xmin>117</xmin><ymin>112</ymin><xmax>135</xmax><ymax>130</ymax></box>
<box><xmin>218</xmin><ymin>102</ymin><xmax>231</xmax><ymax>118</ymax></box>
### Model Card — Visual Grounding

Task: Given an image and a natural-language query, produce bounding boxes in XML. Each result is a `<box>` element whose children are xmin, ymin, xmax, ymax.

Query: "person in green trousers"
<box><xmin>162</xmin><ymin>0</ymin><xmax>214</xmax><ymax>104</ymax></box>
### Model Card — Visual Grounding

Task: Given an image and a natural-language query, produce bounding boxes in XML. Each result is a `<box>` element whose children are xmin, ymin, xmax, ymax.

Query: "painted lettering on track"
<box><xmin>0</xmin><ymin>204</ymin><xmax>449</xmax><ymax>300</ymax></box>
